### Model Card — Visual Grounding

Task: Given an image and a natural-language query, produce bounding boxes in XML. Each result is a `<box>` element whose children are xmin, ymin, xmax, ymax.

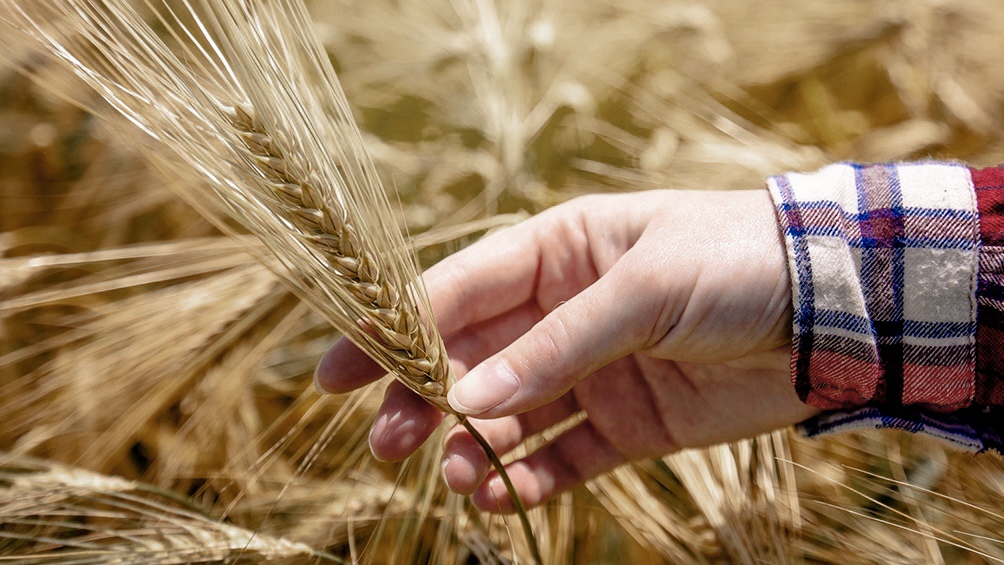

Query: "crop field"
<box><xmin>1</xmin><ymin>1</ymin><xmax>1003</xmax><ymax>563</ymax></box>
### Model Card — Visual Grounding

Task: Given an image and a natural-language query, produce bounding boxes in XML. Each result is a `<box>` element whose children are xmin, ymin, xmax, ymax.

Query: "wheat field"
<box><xmin>1</xmin><ymin>0</ymin><xmax>1004</xmax><ymax>563</ymax></box>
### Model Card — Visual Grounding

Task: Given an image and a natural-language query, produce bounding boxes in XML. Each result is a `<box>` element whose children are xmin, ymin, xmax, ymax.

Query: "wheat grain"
<box><xmin>665</xmin><ymin>433</ymin><xmax>799</xmax><ymax>564</ymax></box>
<box><xmin>217</xmin><ymin>101</ymin><xmax>452</xmax><ymax>409</ymax></box>
<box><xmin>0</xmin><ymin>264</ymin><xmax>278</xmax><ymax>468</ymax></box>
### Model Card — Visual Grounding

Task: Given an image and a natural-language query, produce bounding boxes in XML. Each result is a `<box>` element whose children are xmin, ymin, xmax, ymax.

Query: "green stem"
<box><xmin>459</xmin><ymin>416</ymin><xmax>542</xmax><ymax>565</ymax></box>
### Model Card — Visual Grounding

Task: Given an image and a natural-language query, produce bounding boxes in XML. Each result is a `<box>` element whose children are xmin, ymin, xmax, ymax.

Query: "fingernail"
<box><xmin>312</xmin><ymin>363</ymin><xmax>327</xmax><ymax>394</ymax></box>
<box><xmin>479</xmin><ymin>476</ymin><xmax>508</xmax><ymax>511</ymax></box>
<box><xmin>440</xmin><ymin>456</ymin><xmax>455</xmax><ymax>490</ymax></box>
<box><xmin>368</xmin><ymin>421</ymin><xmax>387</xmax><ymax>462</ymax></box>
<box><xmin>488</xmin><ymin>475</ymin><xmax>507</xmax><ymax>500</ymax></box>
<box><xmin>447</xmin><ymin>360</ymin><xmax>519</xmax><ymax>415</ymax></box>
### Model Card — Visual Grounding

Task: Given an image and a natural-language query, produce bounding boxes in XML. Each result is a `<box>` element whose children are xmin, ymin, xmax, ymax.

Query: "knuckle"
<box><xmin>536</xmin><ymin>314</ymin><xmax>571</xmax><ymax>363</ymax></box>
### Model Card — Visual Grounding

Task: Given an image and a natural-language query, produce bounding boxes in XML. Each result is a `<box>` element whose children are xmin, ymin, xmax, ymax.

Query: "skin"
<box><xmin>314</xmin><ymin>189</ymin><xmax>819</xmax><ymax>512</ymax></box>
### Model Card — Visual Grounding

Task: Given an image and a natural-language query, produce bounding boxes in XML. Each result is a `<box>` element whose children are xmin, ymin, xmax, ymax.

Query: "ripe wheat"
<box><xmin>0</xmin><ymin>0</ymin><xmax>455</xmax><ymax>409</ymax></box>
<box><xmin>218</xmin><ymin>101</ymin><xmax>452</xmax><ymax>409</ymax></box>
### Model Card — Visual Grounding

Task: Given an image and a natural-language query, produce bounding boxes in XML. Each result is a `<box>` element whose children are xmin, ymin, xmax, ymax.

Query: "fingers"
<box><xmin>317</xmin><ymin>293</ymin><xmax>544</xmax><ymax>393</ymax></box>
<box><xmin>470</xmin><ymin>420</ymin><xmax>625</xmax><ymax>512</ymax></box>
<box><xmin>440</xmin><ymin>392</ymin><xmax>580</xmax><ymax>495</ymax></box>
<box><xmin>315</xmin><ymin>282</ymin><xmax>547</xmax><ymax>396</ymax></box>
<box><xmin>425</xmin><ymin>200</ymin><xmax>620</xmax><ymax>337</ymax></box>
<box><xmin>423</xmin><ymin>223</ymin><xmax>543</xmax><ymax>338</ymax></box>
<box><xmin>314</xmin><ymin>335</ymin><xmax>384</xmax><ymax>394</ymax></box>
<box><xmin>314</xmin><ymin>213</ymin><xmax>554</xmax><ymax>394</ymax></box>
<box><xmin>441</xmin><ymin>301</ymin><xmax>543</xmax><ymax>374</ymax></box>
<box><xmin>355</xmin><ymin>301</ymin><xmax>548</xmax><ymax>461</ymax></box>
<box><xmin>368</xmin><ymin>380</ymin><xmax>444</xmax><ymax>461</ymax></box>
<box><xmin>446</xmin><ymin>259</ymin><xmax>649</xmax><ymax>418</ymax></box>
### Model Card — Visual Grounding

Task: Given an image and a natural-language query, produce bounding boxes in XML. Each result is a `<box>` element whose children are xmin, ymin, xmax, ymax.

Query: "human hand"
<box><xmin>314</xmin><ymin>189</ymin><xmax>819</xmax><ymax>512</ymax></box>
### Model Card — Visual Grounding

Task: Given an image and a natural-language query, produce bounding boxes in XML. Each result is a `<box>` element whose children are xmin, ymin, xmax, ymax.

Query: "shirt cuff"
<box><xmin>767</xmin><ymin>162</ymin><xmax>980</xmax><ymax>413</ymax></box>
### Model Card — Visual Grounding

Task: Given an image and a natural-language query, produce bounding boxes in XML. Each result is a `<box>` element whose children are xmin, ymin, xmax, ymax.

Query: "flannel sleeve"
<box><xmin>767</xmin><ymin>162</ymin><xmax>1004</xmax><ymax>453</ymax></box>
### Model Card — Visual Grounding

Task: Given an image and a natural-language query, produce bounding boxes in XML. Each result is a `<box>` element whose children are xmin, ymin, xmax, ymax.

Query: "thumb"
<box><xmin>446</xmin><ymin>262</ymin><xmax>653</xmax><ymax>418</ymax></box>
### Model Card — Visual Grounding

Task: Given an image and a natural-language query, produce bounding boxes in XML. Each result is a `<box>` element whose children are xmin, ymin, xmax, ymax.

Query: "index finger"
<box><xmin>313</xmin><ymin>209</ymin><xmax>562</xmax><ymax>395</ymax></box>
<box><xmin>424</xmin><ymin>218</ymin><xmax>543</xmax><ymax>337</ymax></box>
<box><xmin>314</xmin><ymin>218</ymin><xmax>549</xmax><ymax>393</ymax></box>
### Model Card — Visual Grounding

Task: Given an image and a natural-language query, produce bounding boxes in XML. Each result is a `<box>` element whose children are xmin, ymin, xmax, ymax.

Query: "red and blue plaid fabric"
<box><xmin>768</xmin><ymin>162</ymin><xmax>1003</xmax><ymax>453</ymax></box>
<box><xmin>973</xmin><ymin>165</ymin><xmax>1004</xmax><ymax>407</ymax></box>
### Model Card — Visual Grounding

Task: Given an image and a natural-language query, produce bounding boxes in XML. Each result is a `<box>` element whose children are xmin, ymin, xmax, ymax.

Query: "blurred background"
<box><xmin>1</xmin><ymin>0</ymin><xmax>1003</xmax><ymax>562</ymax></box>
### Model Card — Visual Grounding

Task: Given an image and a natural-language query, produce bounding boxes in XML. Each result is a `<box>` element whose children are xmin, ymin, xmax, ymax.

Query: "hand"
<box><xmin>314</xmin><ymin>189</ymin><xmax>819</xmax><ymax>512</ymax></box>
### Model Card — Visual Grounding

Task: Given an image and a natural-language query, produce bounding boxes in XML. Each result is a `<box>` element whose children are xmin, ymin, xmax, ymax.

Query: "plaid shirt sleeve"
<box><xmin>767</xmin><ymin>162</ymin><xmax>1004</xmax><ymax>453</ymax></box>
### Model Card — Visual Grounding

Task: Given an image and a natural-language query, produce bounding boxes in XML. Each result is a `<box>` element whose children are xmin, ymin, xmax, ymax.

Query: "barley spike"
<box><xmin>219</xmin><ymin>101</ymin><xmax>453</xmax><ymax>412</ymax></box>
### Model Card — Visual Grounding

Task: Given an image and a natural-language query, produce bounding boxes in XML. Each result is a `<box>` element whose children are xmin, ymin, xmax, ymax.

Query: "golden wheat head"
<box><xmin>0</xmin><ymin>0</ymin><xmax>454</xmax><ymax>411</ymax></box>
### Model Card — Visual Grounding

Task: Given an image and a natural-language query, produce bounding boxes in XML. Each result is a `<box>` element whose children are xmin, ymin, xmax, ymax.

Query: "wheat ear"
<box><xmin>0</xmin><ymin>454</ymin><xmax>338</xmax><ymax>563</ymax></box>
<box><xmin>217</xmin><ymin>101</ymin><xmax>451</xmax><ymax>410</ymax></box>
<box><xmin>217</xmin><ymin>104</ymin><xmax>538</xmax><ymax>560</ymax></box>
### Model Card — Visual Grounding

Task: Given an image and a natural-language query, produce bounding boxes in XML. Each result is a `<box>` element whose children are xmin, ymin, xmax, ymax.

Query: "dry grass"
<box><xmin>0</xmin><ymin>455</ymin><xmax>325</xmax><ymax>564</ymax></box>
<box><xmin>0</xmin><ymin>0</ymin><xmax>1003</xmax><ymax>563</ymax></box>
